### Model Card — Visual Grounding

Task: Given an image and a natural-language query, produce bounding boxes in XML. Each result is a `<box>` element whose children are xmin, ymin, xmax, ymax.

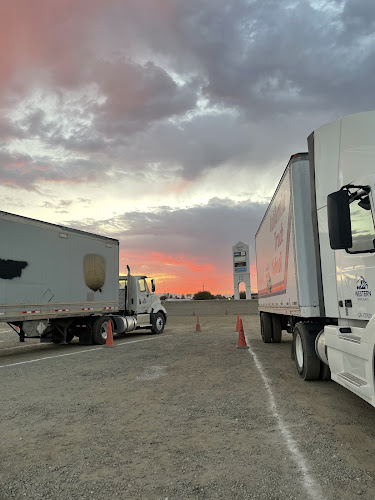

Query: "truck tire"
<box><xmin>260</xmin><ymin>313</ymin><xmax>272</xmax><ymax>343</ymax></box>
<box><xmin>151</xmin><ymin>312</ymin><xmax>165</xmax><ymax>334</ymax></box>
<box><xmin>92</xmin><ymin>316</ymin><xmax>111</xmax><ymax>345</ymax></box>
<box><xmin>293</xmin><ymin>322</ymin><xmax>321</xmax><ymax>381</ymax></box>
<box><xmin>272</xmin><ymin>315</ymin><xmax>282</xmax><ymax>343</ymax></box>
<box><xmin>320</xmin><ymin>362</ymin><xmax>331</xmax><ymax>381</ymax></box>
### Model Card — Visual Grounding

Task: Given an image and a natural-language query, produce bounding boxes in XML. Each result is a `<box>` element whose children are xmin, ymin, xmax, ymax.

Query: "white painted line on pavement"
<box><xmin>0</xmin><ymin>335</ymin><xmax>172</xmax><ymax>369</ymax></box>
<box><xmin>245</xmin><ymin>334</ymin><xmax>326</xmax><ymax>500</ymax></box>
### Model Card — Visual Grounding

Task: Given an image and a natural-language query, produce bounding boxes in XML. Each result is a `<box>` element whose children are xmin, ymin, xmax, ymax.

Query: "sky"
<box><xmin>1</xmin><ymin>0</ymin><xmax>374</xmax><ymax>295</ymax></box>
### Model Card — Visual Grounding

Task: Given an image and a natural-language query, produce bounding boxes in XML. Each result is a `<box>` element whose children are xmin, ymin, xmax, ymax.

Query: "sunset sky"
<box><xmin>1</xmin><ymin>0</ymin><xmax>374</xmax><ymax>295</ymax></box>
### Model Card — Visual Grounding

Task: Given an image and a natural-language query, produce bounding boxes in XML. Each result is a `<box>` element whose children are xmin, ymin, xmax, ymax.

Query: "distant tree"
<box><xmin>181</xmin><ymin>294</ymin><xmax>185</xmax><ymax>299</ymax></box>
<box><xmin>240</xmin><ymin>291</ymin><xmax>246</xmax><ymax>299</ymax></box>
<box><xmin>214</xmin><ymin>294</ymin><xmax>226</xmax><ymax>300</ymax></box>
<box><xmin>160</xmin><ymin>295</ymin><xmax>168</xmax><ymax>300</ymax></box>
<box><xmin>193</xmin><ymin>291</ymin><xmax>214</xmax><ymax>300</ymax></box>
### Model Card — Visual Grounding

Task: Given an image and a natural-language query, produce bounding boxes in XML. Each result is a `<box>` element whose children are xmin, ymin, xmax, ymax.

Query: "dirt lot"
<box><xmin>1</xmin><ymin>315</ymin><xmax>375</xmax><ymax>500</ymax></box>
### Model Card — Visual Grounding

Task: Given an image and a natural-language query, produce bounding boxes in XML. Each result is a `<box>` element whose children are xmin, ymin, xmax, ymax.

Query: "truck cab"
<box><xmin>256</xmin><ymin>111</ymin><xmax>375</xmax><ymax>408</ymax></box>
<box><xmin>116</xmin><ymin>268</ymin><xmax>167</xmax><ymax>334</ymax></box>
<box><xmin>118</xmin><ymin>274</ymin><xmax>157</xmax><ymax>315</ymax></box>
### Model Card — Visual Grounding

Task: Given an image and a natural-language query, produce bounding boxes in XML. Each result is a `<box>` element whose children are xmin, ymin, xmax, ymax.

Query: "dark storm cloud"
<box><xmin>0</xmin><ymin>147</ymin><xmax>111</xmax><ymax>191</ymax></box>
<box><xmin>120</xmin><ymin>112</ymin><xmax>254</xmax><ymax>178</ymax></box>
<box><xmin>102</xmin><ymin>0</ymin><xmax>375</xmax><ymax>178</ymax></box>
<box><xmin>94</xmin><ymin>59</ymin><xmax>199</xmax><ymax>134</ymax></box>
<box><xmin>124</xmin><ymin>0</ymin><xmax>374</xmax><ymax>118</ymax></box>
<box><xmin>341</xmin><ymin>0</ymin><xmax>375</xmax><ymax>35</ymax></box>
<box><xmin>1</xmin><ymin>0</ymin><xmax>374</xmax><ymax>188</ymax></box>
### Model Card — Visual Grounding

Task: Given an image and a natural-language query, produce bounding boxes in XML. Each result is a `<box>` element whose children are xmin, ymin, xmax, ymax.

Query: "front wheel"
<box><xmin>151</xmin><ymin>312</ymin><xmax>165</xmax><ymax>334</ymax></box>
<box><xmin>320</xmin><ymin>362</ymin><xmax>331</xmax><ymax>381</ymax></box>
<box><xmin>293</xmin><ymin>323</ymin><xmax>321</xmax><ymax>381</ymax></box>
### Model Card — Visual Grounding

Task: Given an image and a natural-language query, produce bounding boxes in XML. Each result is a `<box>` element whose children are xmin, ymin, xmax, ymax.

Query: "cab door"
<box><xmin>137</xmin><ymin>277</ymin><xmax>153</xmax><ymax>314</ymax></box>
<box><xmin>118</xmin><ymin>277</ymin><xmax>127</xmax><ymax>312</ymax></box>
<box><xmin>336</xmin><ymin>177</ymin><xmax>375</xmax><ymax>321</ymax></box>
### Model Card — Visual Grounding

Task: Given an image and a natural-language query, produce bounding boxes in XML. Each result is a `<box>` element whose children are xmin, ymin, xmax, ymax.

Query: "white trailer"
<box><xmin>0</xmin><ymin>211</ymin><xmax>167</xmax><ymax>344</ymax></box>
<box><xmin>256</xmin><ymin>110</ymin><xmax>375</xmax><ymax>407</ymax></box>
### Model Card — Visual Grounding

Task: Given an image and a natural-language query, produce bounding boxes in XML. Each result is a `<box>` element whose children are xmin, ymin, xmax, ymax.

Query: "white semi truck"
<box><xmin>0</xmin><ymin>211</ymin><xmax>167</xmax><ymax>344</ymax></box>
<box><xmin>255</xmin><ymin>110</ymin><xmax>375</xmax><ymax>407</ymax></box>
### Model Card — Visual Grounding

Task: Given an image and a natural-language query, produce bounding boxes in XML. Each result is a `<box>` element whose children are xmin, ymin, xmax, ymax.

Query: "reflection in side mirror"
<box><xmin>358</xmin><ymin>196</ymin><xmax>371</xmax><ymax>211</ymax></box>
<box><xmin>151</xmin><ymin>279</ymin><xmax>156</xmax><ymax>293</ymax></box>
<box><xmin>327</xmin><ymin>190</ymin><xmax>352</xmax><ymax>250</ymax></box>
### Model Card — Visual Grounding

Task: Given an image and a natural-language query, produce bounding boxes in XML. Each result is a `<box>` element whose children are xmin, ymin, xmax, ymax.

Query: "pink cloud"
<box><xmin>151</xmin><ymin>252</ymin><xmax>215</xmax><ymax>273</ymax></box>
<box><xmin>118</xmin><ymin>249</ymin><xmax>254</xmax><ymax>295</ymax></box>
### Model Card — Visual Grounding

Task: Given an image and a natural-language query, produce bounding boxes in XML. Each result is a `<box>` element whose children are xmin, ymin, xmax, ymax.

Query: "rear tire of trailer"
<box><xmin>260</xmin><ymin>313</ymin><xmax>272</xmax><ymax>343</ymax></box>
<box><xmin>92</xmin><ymin>316</ymin><xmax>111</xmax><ymax>345</ymax></box>
<box><xmin>151</xmin><ymin>312</ymin><xmax>165</xmax><ymax>334</ymax></box>
<box><xmin>271</xmin><ymin>315</ymin><xmax>282</xmax><ymax>343</ymax></box>
<box><xmin>293</xmin><ymin>323</ymin><xmax>321</xmax><ymax>381</ymax></box>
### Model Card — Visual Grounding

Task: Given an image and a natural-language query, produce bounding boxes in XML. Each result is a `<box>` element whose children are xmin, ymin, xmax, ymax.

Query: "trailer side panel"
<box><xmin>0</xmin><ymin>212</ymin><xmax>119</xmax><ymax>322</ymax></box>
<box><xmin>256</xmin><ymin>155</ymin><xmax>321</xmax><ymax>316</ymax></box>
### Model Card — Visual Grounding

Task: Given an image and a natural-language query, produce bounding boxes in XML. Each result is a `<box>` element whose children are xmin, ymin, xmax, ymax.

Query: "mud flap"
<box><xmin>79</xmin><ymin>329</ymin><xmax>93</xmax><ymax>345</ymax></box>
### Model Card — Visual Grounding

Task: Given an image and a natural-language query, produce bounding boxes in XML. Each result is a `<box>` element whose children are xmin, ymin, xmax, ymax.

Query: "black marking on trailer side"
<box><xmin>0</xmin><ymin>259</ymin><xmax>28</xmax><ymax>279</ymax></box>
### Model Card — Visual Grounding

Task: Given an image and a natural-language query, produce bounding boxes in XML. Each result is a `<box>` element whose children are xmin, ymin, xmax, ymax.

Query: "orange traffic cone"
<box><xmin>237</xmin><ymin>319</ymin><xmax>248</xmax><ymax>349</ymax></box>
<box><xmin>106</xmin><ymin>319</ymin><xmax>114</xmax><ymax>347</ymax></box>
<box><xmin>236</xmin><ymin>313</ymin><xmax>240</xmax><ymax>331</ymax></box>
<box><xmin>196</xmin><ymin>314</ymin><xmax>201</xmax><ymax>332</ymax></box>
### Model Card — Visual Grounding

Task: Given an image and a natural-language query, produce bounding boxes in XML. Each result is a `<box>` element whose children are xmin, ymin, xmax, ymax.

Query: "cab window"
<box><xmin>119</xmin><ymin>279</ymin><xmax>127</xmax><ymax>290</ymax></box>
<box><xmin>139</xmin><ymin>279</ymin><xmax>146</xmax><ymax>292</ymax></box>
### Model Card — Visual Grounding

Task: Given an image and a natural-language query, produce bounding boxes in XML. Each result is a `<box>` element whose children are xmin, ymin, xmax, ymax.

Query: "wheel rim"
<box><xmin>295</xmin><ymin>333</ymin><xmax>304</xmax><ymax>369</ymax></box>
<box><xmin>101</xmin><ymin>323</ymin><xmax>108</xmax><ymax>340</ymax></box>
<box><xmin>156</xmin><ymin>317</ymin><xmax>164</xmax><ymax>330</ymax></box>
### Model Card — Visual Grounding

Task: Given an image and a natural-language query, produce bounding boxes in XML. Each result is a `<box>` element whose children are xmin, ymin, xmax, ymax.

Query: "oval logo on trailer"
<box><xmin>84</xmin><ymin>254</ymin><xmax>106</xmax><ymax>292</ymax></box>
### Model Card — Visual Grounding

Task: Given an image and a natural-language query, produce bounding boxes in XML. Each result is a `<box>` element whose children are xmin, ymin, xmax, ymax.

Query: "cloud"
<box><xmin>0</xmin><ymin>0</ymin><xmax>373</xmax><ymax>293</ymax></box>
<box><xmin>1</xmin><ymin>0</ymin><xmax>375</xmax><ymax>194</ymax></box>
<box><xmin>62</xmin><ymin>198</ymin><xmax>267</xmax><ymax>293</ymax></box>
<box><xmin>94</xmin><ymin>60</ymin><xmax>199</xmax><ymax>132</ymax></box>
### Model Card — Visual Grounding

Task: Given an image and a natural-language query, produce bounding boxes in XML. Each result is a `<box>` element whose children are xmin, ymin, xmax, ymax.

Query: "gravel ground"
<box><xmin>1</xmin><ymin>315</ymin><xmax>375</xmax><ymax>500</ymax></box>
